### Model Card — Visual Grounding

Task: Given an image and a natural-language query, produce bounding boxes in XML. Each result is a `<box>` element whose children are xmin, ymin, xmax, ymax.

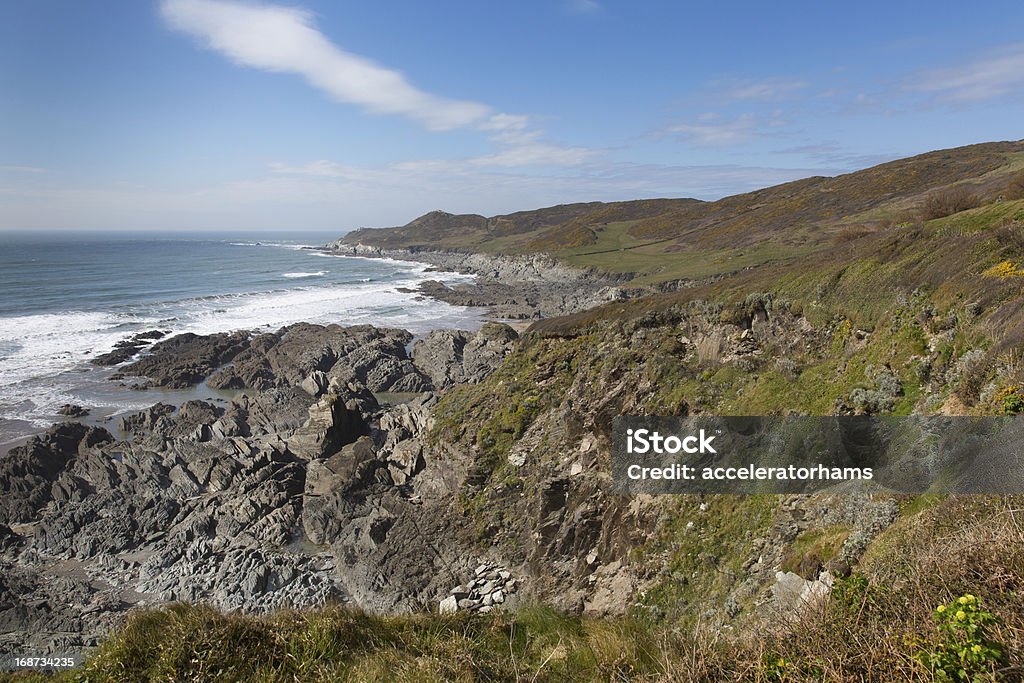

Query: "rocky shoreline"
<box><xmin>0</xmin><ymin>321</ymin><xmax>523</xmax><ymax>654</ymax></box>
<box><xmin>1</xmin><ymin>244</ymin><xmax>607</xmax><ymax>656</ymax></box>
<box><xmin>323</xmin><ymin>242</ymin><xmax>640</xmax><ymax>319</ymax></box>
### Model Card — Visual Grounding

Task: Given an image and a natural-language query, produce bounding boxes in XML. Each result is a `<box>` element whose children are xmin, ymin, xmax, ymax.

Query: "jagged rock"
<box><xmin>288</xmin><ymin>390</ymin><xmax>369</xmax><ymax>460</ymax></box>
<box><xmin>301</xmin><ymin>370</ymin><xmax>330</xmax><ymax>397</ymax></box>
<box><xmin>120</xmin><ymin>331</ymin><xmax>251</xmax><ymax>387</ymax></box>
<box><xmin>412</xmin><ymin>329</ymin><xmax>471</xmax><ymax>389</ymax></box>
<box><xmin>120</xmin><ymin>403</ymin><xmax>176</xmax><ymax>435</ymax></box>
<box><xmin>90</xmin><ymin>330</ymin><xmax>168</xmax><ymax>367</ymax></box>
<box><xmin>57</xmin><ymin>404</ymin><xmax>90</xmax><ymax>417</ymax></box>
<box><xmin>205</xmin><ymin>323</ymin><xmax>432</xmax><ymax>393</ymax></box>
<box><xmin>0</xmin><ymin>423</ymin><xmax>112</xmax><ymax>524</ymax></box>
<box><xmin>0</xmin><ymin>523</ymin><xmax>22</xmax><ymax>551</ymax></box>
<box><xmin>413</xmin><ymin>323</ymin><xmax>518</xmax><ymax>389</ymax></box>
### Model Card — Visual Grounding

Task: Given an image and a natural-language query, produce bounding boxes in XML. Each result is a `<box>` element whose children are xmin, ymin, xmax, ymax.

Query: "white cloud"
<box><xmin>720</xmin><ymin>78</ymin><xmax>807</xmax><ymax>102</ymax></box>
<box><xmin>911</xmin><ymin>43</ymin><xmax>1024</xmax><ymax>103</ymax></box>
<box><xmin>159</xmin><ymin>0</ymin><xmax>594</xmax><ymax>168</ymax></box>
<box><xmin>160</xmin><ymin>0</ymin><xmax>492</xmax><ymax>130</ymax></box>
<box><xmin>469</xmin><ymin>142</ymin><xmax>595</xmax><ymax>168</ymax></box>
<box><xmin>566</xmin><ymin>0</ymin><xmax>601</xmax><ymax>15</ymax></box>
<box><xmin>666</xmin><ymin>113</ymin><xmax>757</xmax><ymax>146</ymax></box>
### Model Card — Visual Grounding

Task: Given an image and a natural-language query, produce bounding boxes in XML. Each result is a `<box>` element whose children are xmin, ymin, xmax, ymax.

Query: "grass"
<box><xmin>5</xmin><ymin>498</ymin><xmax>1022</xmax><ymax>682</ymax></box>
<box><xmin>554</xmin><ymin>220</ymin><xmax>657</xmax><ymax>255</ymax></box>
<box><xmin>558</xmin><ymin>241</ymin><xmax>817</xmax><ymax>286</ymax></box>
<box><xmin>635</xmin><ymin>495</ymin><xmax>776</xmax><ymax>625</ymax></box>
<box><xmin>924</xmin><ymin>198</ymin><xmax>1024</xmax><ymax>237</ymax></box>
<box><xmin>780</xmin><ymin>526</ymin><xmax>851</xmax><ymax>579</ymax></box>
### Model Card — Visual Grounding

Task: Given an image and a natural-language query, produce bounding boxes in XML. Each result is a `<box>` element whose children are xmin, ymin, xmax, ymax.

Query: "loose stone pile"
<box><xmin>438</xmin><ymin>563</ymin><xmax>518</xmax><ymax>614</ymax></box>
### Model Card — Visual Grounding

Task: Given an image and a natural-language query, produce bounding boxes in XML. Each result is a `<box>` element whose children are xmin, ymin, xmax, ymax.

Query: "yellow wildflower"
<box><xmin>936</xmin><ymin>605</ymin><xmax>946</xmax><ymax>613</ymax></box>
<box><xmin>972</xmin><ymin>644</ymin><xmax>982</xmax><ymax>654</ymax></box>
<box><xmin>956</xmin><ymin>610</ymin><xmax>967</xmax><ymax>621</ymax></box>
<box><xmin>983</xmin><ymin>260</ymin><xmax>1024</xmax><ymax>279</ymax></box>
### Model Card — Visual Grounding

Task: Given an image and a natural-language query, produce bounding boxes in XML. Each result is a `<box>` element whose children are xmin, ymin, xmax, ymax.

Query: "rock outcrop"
<box><xmin>0</xmin><ymin>322</ymin><xmax>508</xmax><ymax>655</ymax></box>
<box><xmin>412</xmin><ymin>322</ymin><xmax>518</xmax><ymax>389</ymax></box>
<box><xmin>120</xmin><ymin>331</ymin><xmax>251</xmax><ymax>387</ymax></box>
<box><xmin>57</xmin><ymin>404</ymin><xmax>90</xmax><ymax>417</ymax></box>
<box><xmin>90</xmin><ymin>329</ymin><xmax>168</xmax><ymax>366</ymax></box>
<box><xmin>117</xmin><ymin>323</ymin><xmax>432</xmax><ymax>393</ymax></box>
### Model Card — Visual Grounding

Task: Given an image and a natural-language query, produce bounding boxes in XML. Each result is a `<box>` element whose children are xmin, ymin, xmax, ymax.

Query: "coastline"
<box><xmin>322</xmin><ymin>241</ymin><xmax>639</xmax><ymax>320</ymax></box>
<box><xmin>0</xmin><ymin>243</ymin><xmax>489</xmax><ymax>455</ymax></box>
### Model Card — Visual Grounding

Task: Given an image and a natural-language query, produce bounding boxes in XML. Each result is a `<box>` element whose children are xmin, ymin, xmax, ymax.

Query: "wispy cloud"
<box><xmin>465</xmin><ymin>125</ymin><xmax>596</xmax><ymax>168</ymax></box>
<box><xmin>565</xmin><ymin>0</ymin><xmax>602</xmax><ymax>15</ymax></box>
<box><xmin>0</xmin><ymin>165</ymin><xmax>46</xmax><ymax>174</ymax></box>
<box><xmin>778</xmin><ymin>143</ymin><xmax>899</xmax><ymax>170</ymax></box>
<box><xmin>666</xmin><ymin>113</ymin><xmax>758</xmax><ymax>146</ymax></box>
<box><xmin>910</xmin><ymin>43</ymin><xmax>1024</xmax><ymax>104</ymax></box>
<box><xmin>160</xmin><ymin>0</ymin><xmax>494</xmax><ymax>131</ymax></box>
<box><xmin>160</xmin><ymin>0</ymin><xmax>593</xmax><ymax>168</ymax></box>
<box><xmin>718</xmin><ymin>78</ymin><xmax>808</xmax><ymax>102</ymax></box>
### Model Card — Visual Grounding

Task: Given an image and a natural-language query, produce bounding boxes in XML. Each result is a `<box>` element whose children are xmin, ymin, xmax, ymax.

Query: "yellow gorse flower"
<box><xmin>983</xmin><ymin>260</ymin><xmax>1024</xmax><ymax>279</ymax></box>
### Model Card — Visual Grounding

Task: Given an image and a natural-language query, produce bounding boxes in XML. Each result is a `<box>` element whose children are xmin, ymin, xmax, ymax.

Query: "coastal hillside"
<box><xmin>343</xmin><ymin>141</ymin><xmax>1024</xmax><ymax>286</ymax></box>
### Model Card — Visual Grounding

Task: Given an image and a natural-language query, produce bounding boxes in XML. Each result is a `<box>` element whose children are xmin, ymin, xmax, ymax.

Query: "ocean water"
<box><xmin>0</xmin><ymin>230</ymin><xmax>482</xmax><ymax>450</ymax></box>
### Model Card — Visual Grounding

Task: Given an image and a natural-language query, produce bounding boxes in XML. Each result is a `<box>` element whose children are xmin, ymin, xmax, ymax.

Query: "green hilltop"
<box><xmin>344</xmin><ymin>140</ymin><xmax>1024</xmax><ymax>283</ymax></box>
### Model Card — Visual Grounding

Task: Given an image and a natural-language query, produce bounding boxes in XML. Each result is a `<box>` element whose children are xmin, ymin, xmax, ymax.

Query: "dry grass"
<box><xmin>3</xmin><ymin>498</ymin><xmax>1021</xmax><ymax>682</ymax></box>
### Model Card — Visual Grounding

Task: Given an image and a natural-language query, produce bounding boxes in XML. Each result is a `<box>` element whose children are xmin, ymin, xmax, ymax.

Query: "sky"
<box><xmin>1</xmin><ymin>0</ymin><xmax>1023</xmax><ymax>232</ymax></box>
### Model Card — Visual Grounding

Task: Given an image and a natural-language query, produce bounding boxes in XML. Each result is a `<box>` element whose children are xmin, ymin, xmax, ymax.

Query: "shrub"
<box><xmin>834</xmin><ymin>225</ymin><xmax>875</xmax><ymax>243</ymax></box>
<box><xmin>982</xmin><ymin>260</ymin><xmax>1024</xmax><ymax>279</ymax></box>
<box><xmin>849</xmin><ymin>387</ymin><xmax>895</xmax><ymax>414</ymax></box>
<box><xmin>994</xmin><ymin>385</ymin><xmax>1024</xmax><ymax>415</ymax></box>
<box><xmin>1005</xmin><ymin>170</ymin><xmax>1024</xmax><ymax>200</ymax></box>
<box><xmin>954</xmin><ymin>349</ymin><xmax>991</xmax><ymax>405</ymax></box>
<box><xmin>994</xmin><ymin>220</ymin><xmax>1024</xmax><ymax>256</ymax></box>
<box><xmin>921</xmin><ymin>186</ymin><xmax>981</xmax><ymax>220</ymax></box>
<box><xmin>918</xmin><ymin>594</ymin><xmax>1008</xmax><ymax>681</ymax></box>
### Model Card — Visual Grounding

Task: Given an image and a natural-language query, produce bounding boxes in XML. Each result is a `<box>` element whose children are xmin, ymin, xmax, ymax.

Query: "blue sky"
<box><xmin>1</xmin><ymin>0</ymin><xmax>1023</xmax><ymax>231</ymax></box>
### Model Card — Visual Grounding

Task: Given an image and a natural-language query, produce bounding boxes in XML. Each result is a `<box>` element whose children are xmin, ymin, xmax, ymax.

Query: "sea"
<box><xmin>0</xmin><ymin>230</ymin><xmax>483</xmax><ymax>452</ymax></box>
